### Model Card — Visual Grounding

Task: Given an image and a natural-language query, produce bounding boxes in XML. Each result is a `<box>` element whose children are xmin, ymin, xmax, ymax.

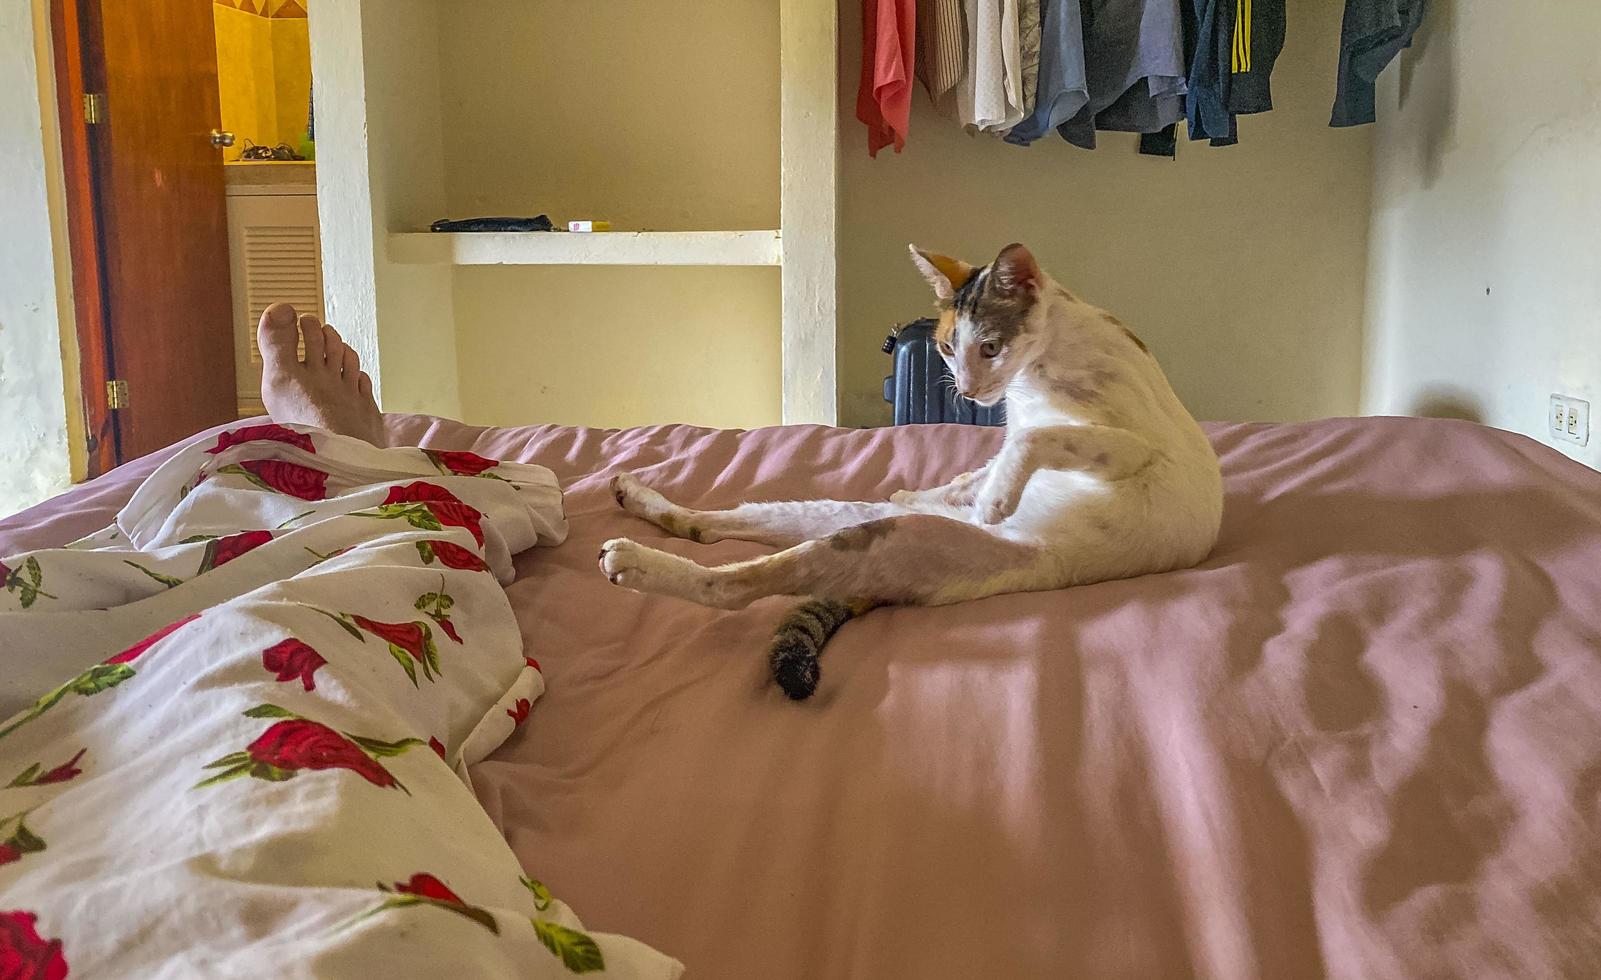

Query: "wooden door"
<box><xmin>89</xmin><ymin>0</ymin><xmax>237</xmax><ymax>459</ymax></box>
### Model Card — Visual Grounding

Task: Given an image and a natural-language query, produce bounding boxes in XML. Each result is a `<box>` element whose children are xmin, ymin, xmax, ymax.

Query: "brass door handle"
<box><xmin>210</xmin><ymin>129</ymin><xmax>235</xmax><ymax>148</ymax></box>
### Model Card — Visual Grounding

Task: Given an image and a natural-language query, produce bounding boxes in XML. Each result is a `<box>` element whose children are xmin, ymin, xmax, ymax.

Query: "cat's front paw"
<box><xmin>972</xmin><ymin>486</ymin><xmax>1019</xmax><ymax>525</ymax></box>
<box><xmin>944</xmin><ymin>483</ymin><xmax>980</xmax><ymax>508</ymax></box>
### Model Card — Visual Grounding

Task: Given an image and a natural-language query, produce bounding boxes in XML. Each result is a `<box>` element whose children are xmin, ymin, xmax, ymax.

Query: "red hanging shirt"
<box><xmin>856</xmin><ymin>0</ymin><xmax>917</xmax><ymax>156</ymax></box>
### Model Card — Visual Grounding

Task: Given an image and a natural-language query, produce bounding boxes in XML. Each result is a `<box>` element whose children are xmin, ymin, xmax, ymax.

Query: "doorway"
<box><xmin>49</xmin><ymin>0</ymin><xmax>321</xmax><ymax>474</ymax></box>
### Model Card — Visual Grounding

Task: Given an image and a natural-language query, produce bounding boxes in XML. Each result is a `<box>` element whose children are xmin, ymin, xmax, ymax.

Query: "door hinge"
<box><xmin>106</xmin><ymin>379</ymin><xmax>129</xmax><ymax>409</ymax></box>
<box><xmin>83</xmin><ymin>93</ymin><xmax>107</xmax><ymax>125</ymax></box>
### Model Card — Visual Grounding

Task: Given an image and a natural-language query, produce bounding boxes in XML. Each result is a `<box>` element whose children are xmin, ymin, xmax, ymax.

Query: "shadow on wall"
<box><xmin>1411</xmin><ymin>384</ymin><xmax>1483</xmax><ymax>423</ymax></box>
<box><xmin>1399</xmin><ymin>0</ymin><xmax>1458</xmax><ymax>188</ymax></box>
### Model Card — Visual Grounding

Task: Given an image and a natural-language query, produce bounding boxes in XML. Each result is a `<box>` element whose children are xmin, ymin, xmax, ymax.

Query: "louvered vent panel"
<box><xmin>243</xmin><ymin>225</ymin><xmax>322</xmax><ymax>365</ymax></box>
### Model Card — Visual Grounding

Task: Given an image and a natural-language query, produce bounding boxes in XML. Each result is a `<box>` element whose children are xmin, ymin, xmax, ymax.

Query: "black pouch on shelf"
<box><xmin>429</xmin><ymin>215</ymin><xmax>553</xmax><ymax>232</ymax></box>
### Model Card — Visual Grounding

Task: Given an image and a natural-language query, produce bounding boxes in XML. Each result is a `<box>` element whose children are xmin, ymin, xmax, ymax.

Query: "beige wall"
<box><xmin>435</xmin><ymin>0</ymin><xmax>783</xmax><ymax>431</ymax></box>
<box><xmin>837</xmin><ymin>0</ymin><xmax>1374</xmax><ymax>427</ymax></box>
<box><xmin>454</xmin><ymin>266</ymin><xmax>780</xmax><ymax>430</ymax></box>
<box><xmin>1362</xmin><ymin>0</ymin><xmax>1600</xmax><ymax>469</ymax></box>
<box><xmin>437</xmin><ymin>1</ymin><xmax>778</xmax><ymax>231</ymax></box>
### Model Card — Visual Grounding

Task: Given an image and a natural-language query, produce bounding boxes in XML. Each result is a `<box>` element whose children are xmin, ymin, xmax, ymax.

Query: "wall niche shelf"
<box><xmin>387</xmin><ymin>230</ymin><xmax>782</xmax><ymax>268</ymax></box>
<box><xmin>310</xmin><ymin>0</ymin><xmax>838</xmax><ymax>425</ymax></box>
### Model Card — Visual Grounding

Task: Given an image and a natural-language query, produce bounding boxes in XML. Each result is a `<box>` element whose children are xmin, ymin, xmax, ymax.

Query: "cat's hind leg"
<box><xmin>610</xmin><ymin>472</ymin><xmax>910</xmax><ymax>548</ymax></box>
<box><xmin>599</xmin><ymin>514</ymin><xmax>1050</xmax><ymax>609</ymax></box>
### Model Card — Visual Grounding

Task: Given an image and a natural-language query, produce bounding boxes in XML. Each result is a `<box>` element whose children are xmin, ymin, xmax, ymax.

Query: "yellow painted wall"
<box><xmin>438</xmin><ymin>0</ymin><xmax>782</xmax><ymax>430</ymax></box>
<box><xmin>836</xmin><ymin>0</ymin><xmax>1374</xmax><ymax>427</ymax></box>
<box><xmin>270</xmin><ymin>18</ymin><xmax>311</xmax><ymax>143</ymax></box>
<box><xmin>214</xmin><ymin>4</ymin><xmax>275</xmax><ymax>147</ymax></box>
<box><xmin>214</xmin><ymin>3</ymin><xmax>311</xmax><ymax>149</ymax></box>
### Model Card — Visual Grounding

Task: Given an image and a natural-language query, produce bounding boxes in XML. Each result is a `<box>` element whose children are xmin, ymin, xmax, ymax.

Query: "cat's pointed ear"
<box><xmin>908</xmin><ymin>245</ymin><xmax>974</xmax><ymax>303</ymax></box>
<box><xmin>991</xmin><ymin>243</ymin><xmax>1041</xmax><ymax>296</ymax></box>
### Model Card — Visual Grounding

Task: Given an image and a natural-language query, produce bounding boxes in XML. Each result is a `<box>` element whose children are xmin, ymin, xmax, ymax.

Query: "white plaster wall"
<box><xmin>0</xmin><ymin>0</ymin><xmax>75</xmax><ymax>519</ymax></box>
<box><xmin>309</xmin><ymin>0</ymin><xmax>461</xmax><ymax>420</ymax></box>
<box><xmin>307</xmin><ymin>0</ymin><xmax>383</xmax><ymax>396</ymax></box>
<box><xmin>362</xmin><ymin>0</ymin><xmax>459</xmax><ymax>419</ymax></box>
<box><xmin>1362</xmin><ymin>0</ymin><xmax>1601</xmax><ymax>469</ymax></box>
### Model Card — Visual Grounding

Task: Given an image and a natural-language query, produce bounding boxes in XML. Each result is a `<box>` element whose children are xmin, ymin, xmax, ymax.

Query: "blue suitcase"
<box><xmin>881</xmin><ymin>319</ymin><xmax>1006</xmax><ymax>426</ymax></box>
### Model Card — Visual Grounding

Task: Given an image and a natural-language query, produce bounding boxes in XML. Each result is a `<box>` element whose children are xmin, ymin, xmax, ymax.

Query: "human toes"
<box><xmin>340</xmin><ymin>343</ymin><xmax>361</xmax><ymax>386</ymax></box>
<box><xmin>257</xmin><ymin>303</ymin><xmax>301</xmax><ymax>368</ymax></box>
<box><xmin>317</xmin><ymin>322</ymin><xmax>347</xmax><ymax>373</ymax></box>
<box><xmin>298</xmin><ymin>312</ymin><xmax>326</xmax><ymax>363</ymax></box>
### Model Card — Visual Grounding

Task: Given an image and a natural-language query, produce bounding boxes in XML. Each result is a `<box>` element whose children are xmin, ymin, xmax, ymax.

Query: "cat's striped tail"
<box><xmin>767</xmin><ymin>597</ymin><xmax>882</xmax><ymax>701</ymax></box>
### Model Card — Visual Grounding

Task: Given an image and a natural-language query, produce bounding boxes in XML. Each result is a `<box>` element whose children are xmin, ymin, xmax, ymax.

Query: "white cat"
<box><xmin>600</xmin><ymin>243</ymin><xmax>1223</xmax><ymax>699</ymax></box>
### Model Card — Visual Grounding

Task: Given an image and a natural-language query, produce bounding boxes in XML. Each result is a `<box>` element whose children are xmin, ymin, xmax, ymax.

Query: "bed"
<box><xmin>4</xmin><ymin>414</ymin><xmax>1599</xmax><ymax>978</ymax></box>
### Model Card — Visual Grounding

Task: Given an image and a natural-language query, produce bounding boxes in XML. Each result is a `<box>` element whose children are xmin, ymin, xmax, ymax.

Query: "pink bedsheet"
<box><xmin>6</xmin><ymin>416</ymin><xmax>1601</xmax><ymax>979</ymax></box>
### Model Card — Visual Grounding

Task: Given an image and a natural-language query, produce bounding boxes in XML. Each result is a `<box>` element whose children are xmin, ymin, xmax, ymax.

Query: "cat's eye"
<box><xmin>979</xmin><ymin>340</ymin><xmax>1001</xmax><ymax>359</ymax></box>
<box><xmin>937</xmin><ymin>341</ymin><xmax>953</xmax><ymax>357</ymax></box>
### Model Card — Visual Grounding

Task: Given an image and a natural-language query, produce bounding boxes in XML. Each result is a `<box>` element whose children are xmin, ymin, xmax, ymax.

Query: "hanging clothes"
<box><xmin>1331</xmin><ymin>0</ymin><xmax>1426</xmax><ymax>126</ymax></box>
<box><xmin>1228</xmin><ymin>0</ymin><xmax>1287</xmax><ymax>114</ymax></box>
<box><xmin>1018</xmin><ymin>0</ymin><xmax>1042</xmax><ymax>118</ymax></box>
<box><xmin>1056</xmin><ymin>0</ymin><xmax>1189</xmax><ymax>150</ymax></box>
<box><xmin>916</xmin><ymin>0</ymin><xmax>966</xmax><ymax>107</ymax></box>
<box><xmin>1005</xmin><ymin>0</ymin><xmax>1090</xmax><ymax>146</ymax></box>
<box><xmin>1141</xmin><ymin>0</ymin><xmax>1281</xmax><ymax>155</ymax></box>
<box><xmin>958</xmin><ymin>0</ymin><xmax>1027</xmax><ymax>132</ymax></box>
<box><xmin>857</xmin><ymin>0</ymin><xmax>919</xmax><ymax>155</ymax></box>
<box><xmin>1184</xmin><ymin>0</ymin><xmax>1237</xmax><ymax>144</ymax></box>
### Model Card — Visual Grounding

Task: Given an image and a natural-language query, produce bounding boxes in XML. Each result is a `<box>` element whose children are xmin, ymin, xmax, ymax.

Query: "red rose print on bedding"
<box><xmin>350</xmin><ymin>872</ymin><xmax>499</xmax><ymax>935</ymax></box>
<box><xmin>203</xmin><ymin>530</ymin><xmax>274</xmax><ymax>570</ymax></box>
<box><xmin>105</xmin><ymin>613</ymin><xmax>201</xmax><ymax>665</ymax></box>
<box><xmin>262</xmin><ymin>639</ymin><xmax>326</xmax><ymax>691</ymax></box>
<box><xmin>507</xmin><ymin>698</ymin><xmax>532</xmax><ymax>728</ymax></box>
<box><xmin>394</xmin><ymin>873</ymin><xmax>462</xmax><ymax>902</ymax></box>
<box><xmin>428</xmin><ymin>737</ymin><xmax>447</xmax><ymax>760</ymax></box>
<box><xmin>2</xmin><ymin>557</ymin><xmax>56</xmax><ymax>609</ymax></box>
<box><xmin>299</xmin><ymin>589</ymin><xmax>465</xmax><ymax>688</ymax></box>
<box><xmin>353</xmin><ymin>615</ymin><xmax>441</xmax><ymax>685</ymax></box>
<box><xmin>196</xmin><ymin>705</ymin><xmax>422</xmax><ymax>794</ymax></box>
<box><xmin>0</xmin><ymin>615</ymin><xmax>200</xmax><ymax>743</ymax></box>
<box><xmin>352</xmin><ymin>616</ymin><xmax>427</xmax><ymax>654</ymax></box>
<box><xmin>415</xmin><ymin>590</ymin><xmax>463</xmax><ymax>645</ymax></box>
<box><xmin>423</xmin><ymin>449</ymin><xmax>502</xmax><ymax>478</ymax></box>
<box><xmin>525</xmin><ymin>657</ymin><xmax>541</xmax><ymax>673</ymax></box>
<box><xmin>415</xmin><ymin>539</ymin><xmax>489</xmax><ymax>572</ymax></box>
<box><xmin>207</xmin><ymin>423</ymin><xmax>316</xmax><ymax>455</ymax></box>
<box><xmin>6</xmin><ymin>749</ymin><xmax>86</xmax><ymax>788</ymax></box>
<box><xmin>0</xmin><ymin>813</ymin><xmax>47</xmax><ymax>870</ymax></box>
<box><xmin>353</xmin><ymin>482</ymin><xmax>485</xmax><ymax>546</ymax></box>
<box><xmin>0</xmin><ymin>910</ymin><xmax>67</xmax><ymax>980</ymax></box>
<box><xmin>217</xmin><ymin>459</ymin><xmax>330</xmax><ymax>501</ymax></box>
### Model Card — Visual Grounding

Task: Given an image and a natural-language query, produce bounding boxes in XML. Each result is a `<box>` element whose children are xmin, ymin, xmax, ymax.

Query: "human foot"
<box><xmin>257</xmin><ymin>303</ymin><xmax>387</xmax><ymax>446</ymax></box>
